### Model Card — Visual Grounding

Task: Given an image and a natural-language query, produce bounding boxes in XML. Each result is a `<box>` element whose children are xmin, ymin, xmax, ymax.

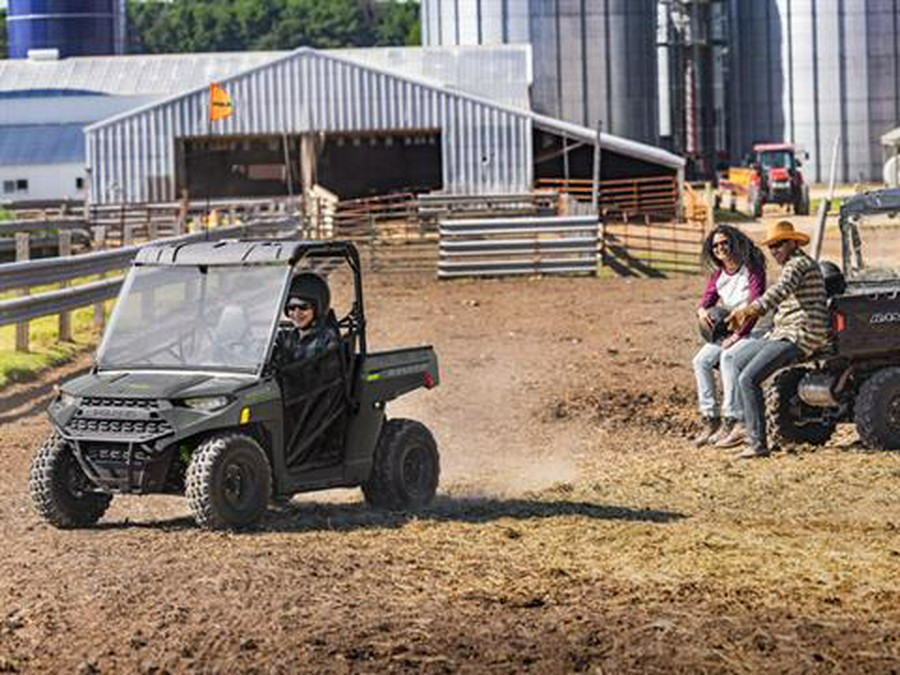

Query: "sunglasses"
<box><xmin>712</xmin><ymin>240</ymin><xmax>730</xmax><ymax>250</ymax></box>
<box><xmin>768</xmin><ymin>241</ymin><xmax>789</xmax><ymax>252</ymax></box>
<box><xmin>287</xmin><ymin>302</ymin><xmax>312</xmax><ymax>311</ymax></box>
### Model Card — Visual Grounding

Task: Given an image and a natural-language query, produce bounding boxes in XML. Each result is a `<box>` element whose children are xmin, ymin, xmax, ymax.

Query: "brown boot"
<box><xmin>714</xmin><ymin>420</ymin><xmax>746</xmax><ymax>448</ymax></box>
<box><xmin>735</xmin><ymin>443</ymin><xmax>770</xmax><ymax>459</ymax></box>
<box><xmin>693</xmin><ymin>416</ymin><xmax>720</xmax><ymax>447</ymax></box>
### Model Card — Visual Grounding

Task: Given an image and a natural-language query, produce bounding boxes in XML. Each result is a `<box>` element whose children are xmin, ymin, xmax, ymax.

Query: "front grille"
<box><xmin>65</xmin><ymin>397</ymin><xmax>172</xmax><ymax>439</ymax></box>
<box><xmin>83</xmin><ymin>444</ymin><xmax>152</xmax><ymax>462</ymax></box>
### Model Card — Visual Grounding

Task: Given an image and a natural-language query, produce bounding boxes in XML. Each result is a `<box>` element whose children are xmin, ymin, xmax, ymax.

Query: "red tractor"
<box><xmin>746</xmin><ymin>143</ymin><xmax>810</xmax><ymax>218</ymax></box>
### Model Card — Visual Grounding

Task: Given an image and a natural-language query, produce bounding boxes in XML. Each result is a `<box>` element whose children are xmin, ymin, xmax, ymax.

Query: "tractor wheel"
<box><xmin>766</xmin><ymin>367</ymin><xmax>837</xmax><ymax>447</ymax></box>
<box><xmin>362</xmin><ymin>419</ymin><xmax>439</xmax><ymax>510</ymax></box>
<box><xmin>185</xmin><ymin>433</ymin><xmax>272</xmax><ymax>530</ymax></box>
<box><xmin>854</xmin><ymin>367</ymin><xmax>900</xmax><ymax>450</ymax></box>
<box><xmin>30</xmin><ymin>434</ymin><xmax>112</xmax><ymax>528</ymax></box>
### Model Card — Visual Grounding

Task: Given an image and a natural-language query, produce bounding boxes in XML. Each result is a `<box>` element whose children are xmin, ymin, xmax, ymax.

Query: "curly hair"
<box><xmin>700</xmin><ymin>224</ymin><xmax>766</xmax><ymax>274</ymax></box>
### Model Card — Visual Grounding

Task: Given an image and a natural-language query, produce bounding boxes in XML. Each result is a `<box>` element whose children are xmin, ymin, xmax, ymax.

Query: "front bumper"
<box><xmin>53</xmin><ymin>395</ymin><xmax>179</xmax><ymax>493</ymax></box>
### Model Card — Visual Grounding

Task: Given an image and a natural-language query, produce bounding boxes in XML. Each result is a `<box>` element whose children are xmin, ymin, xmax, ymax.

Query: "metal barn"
<box><xmin>85</xmin><ymin>47</ymin><xmax>683</xmax><ymax>206</ymax></box>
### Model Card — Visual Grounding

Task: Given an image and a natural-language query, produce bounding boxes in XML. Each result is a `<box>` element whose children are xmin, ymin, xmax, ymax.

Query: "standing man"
<box><xmin>726</xmin><ymin>220</ymin><xmax>831</xmax><ymax>459</ymax></box>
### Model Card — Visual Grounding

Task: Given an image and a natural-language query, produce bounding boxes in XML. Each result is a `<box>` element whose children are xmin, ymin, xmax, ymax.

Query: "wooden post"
<box><xmin>704</xmin><ymin>181</ymin><xmax>715</xmax><ymax>230</ymax></box>
<box><xmin>300</xmin><ymin>134</ymin><xmax>318</xmax><ymax>237</ymax></box>
<box><xmin>123</xmin><ymin>222</ymin><xmax>135</xmax><ymax>247</ymax></box>
<box><xmin>92</xmin><ymin>226</ymin><xmax>107</xmax><ymax>330</ymax></box>
<box><xmin>15</xmin><ymin>233</ymin><xmax>30</xmax><ymax>352</ymax></box>
<box><xmin>58</xmin><ymin>230</ymin><xmax>73</xmax><ymax>342</ymax></box>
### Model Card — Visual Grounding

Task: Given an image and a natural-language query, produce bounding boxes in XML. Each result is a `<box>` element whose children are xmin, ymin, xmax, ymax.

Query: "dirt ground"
<box><xmin>2</xmin><ymin>228</ymin><xmax>900</xmax><ymax>673</ymax></box>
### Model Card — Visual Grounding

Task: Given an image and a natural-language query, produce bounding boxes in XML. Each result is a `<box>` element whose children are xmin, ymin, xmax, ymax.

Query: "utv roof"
<box><xmin>134</xmin><ymin>239</ymin><xmax>360</xmax><ymax>266</ymax></box>
<box><xmin>840</xmin><ymin>189</ymin><xmax>900</xmax><ymax>218</ymax></box>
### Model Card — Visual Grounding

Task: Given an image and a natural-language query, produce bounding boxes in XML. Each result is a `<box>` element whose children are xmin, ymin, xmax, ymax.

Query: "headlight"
<box><xmin>57</xmin><ymin>391</ymin><xmax>77</xmax><ymax>407</ymax></box>
<box><xmin>182</xmin><ymin>395</ymin><xmax>230</xmax><ymax>412</ymax></box>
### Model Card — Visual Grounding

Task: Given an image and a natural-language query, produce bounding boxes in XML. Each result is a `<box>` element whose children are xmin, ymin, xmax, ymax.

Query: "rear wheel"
<box><xmin>185</xmin><ymin>433</ymin><xmax>272</xmax><ymax>530</ymax></box>
<box><xmin>362</xmin><ymin>419</ymin><xmax>439</xmax><ymax>510</ymax></box>
<box><xmin>855</xmin><ymin>367</ymin><xmax>900</xmax><ymax>450</ymax></box>
<box><xmin>30</xmin><ymin>434</ymin><xmax>112</xmax><ymax>528</ymax></box>
<box><xmin>766</xmin><ymin>367</ymin><xmax>837</xmax><ymax>447</ymax></box>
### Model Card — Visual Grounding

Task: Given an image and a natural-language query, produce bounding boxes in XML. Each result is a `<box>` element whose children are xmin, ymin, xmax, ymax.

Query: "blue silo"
<box><xmin>7</xmin><ymin>0</ymin><xmax>127</xmax><ymax>59</ymax></box>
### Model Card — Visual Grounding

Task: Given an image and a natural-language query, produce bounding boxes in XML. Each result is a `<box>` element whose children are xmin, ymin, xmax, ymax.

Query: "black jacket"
<box><xmin>273</xmin><ymin>323</ymin><xmax>340</xmax><ymax>367</ymax></box>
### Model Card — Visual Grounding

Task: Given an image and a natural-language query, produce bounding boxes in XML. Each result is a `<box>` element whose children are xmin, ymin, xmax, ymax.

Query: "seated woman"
<box><xmin>693</xmin><ymin>224</ymin><xmax>766</xmax><ymax>448</ymax></box>
<box><xmin>274</xmin><ymin>272</ymin><xmax>340</xmax><ymax>367</ymax></box>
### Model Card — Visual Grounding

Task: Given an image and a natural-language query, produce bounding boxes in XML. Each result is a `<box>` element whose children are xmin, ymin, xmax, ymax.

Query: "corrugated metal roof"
<box><xmin>0</xmin><ymin>45</ymin><xmax>531</xmax><ymax>109</ymax></box>
<box><xmin>0</xmin><ymin>124</ymin><xmax>85</xmax><ymax>165</ymax></box>
<box><xmin>531</xmin><ymin>112</ymin><xmax>685</xmax><ymax>170</ymax></box>
<box><xmin>0</xmin><ymin>52</ymin><xmax>283</xmax><ymax>96</ymax></box>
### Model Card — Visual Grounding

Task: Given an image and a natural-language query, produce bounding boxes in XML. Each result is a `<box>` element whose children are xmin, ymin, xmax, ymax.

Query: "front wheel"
<box><xmin>362</xmin><ymin>419</ymin><xmax>440</xmax><ymax>510</ymax></box>
<box><xmin>766</xmin><ymin>367</ymin><xmax>837</xmax><ymax>447</ymax></box>
<box><xmin>855</xmin><ymin>367</ymin><xmax>900</xmax><ymax>450</ymax></box>
<box><xmin>185</xmin><ymin>433</ymin><xmax>272</xmax><ymax>530</ymax></box>
<box><xmin>29</xmin><ymin>434</ymin><xmax>112</xmax><ymax>528</ymax></box>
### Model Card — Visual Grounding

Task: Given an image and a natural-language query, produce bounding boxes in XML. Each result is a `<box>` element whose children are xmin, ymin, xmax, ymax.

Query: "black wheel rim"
<box><xmin>223</xmin><ymin>461</ymin><xmax>253</xmax><ymax>510</ymax></box>
<box><xmin>401</xmin><ymin>446</ymin><xmax>432</xmax><ymax>497</ymax></box>
<box><xmin>62</xmin><ymin>452</ymin><xmax>91</xmax><ymax>499</ymax></box>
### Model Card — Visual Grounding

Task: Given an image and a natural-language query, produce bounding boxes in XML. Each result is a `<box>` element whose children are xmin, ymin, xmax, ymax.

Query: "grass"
<box><xmin>712</xmin><ymin>207</ymin><xmax>755</xmax><ymax>223</ymax></box>
<box><xmin>0</xmin><ymin>209</ymin><xmax>13</xmax><ymax>222</ymax></box>
<box><xmin>0</xmin><ymin>305</ymin><xmax>105</xmax><ymax>388</ymax></box>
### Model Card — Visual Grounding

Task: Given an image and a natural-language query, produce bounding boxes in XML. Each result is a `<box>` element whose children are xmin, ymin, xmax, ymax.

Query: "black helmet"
<box><xmin>285</xmin><ymin>272</ymin><xmax>330</xmax><ymax>318</ymax></box>
<box><xmin>819</xmin><ymin>260</ymin><xmax>846</xmax><ymax>296</ymax></box>
<box><xmin>699</xmin><ymin>306</ymin><xmax>731</xmax><ymax>343</ymax></box>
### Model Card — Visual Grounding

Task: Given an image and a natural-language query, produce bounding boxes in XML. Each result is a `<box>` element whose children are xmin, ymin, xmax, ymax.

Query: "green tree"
<box><xmin>373</xmin><ymin>1</ymin><xmax>420</xmax><ymax>47</ymax></box>
<box><xmin>125</xmin><ymin>0</ymin><xmax>419</xmax><ymax>54</ymax></box>
<box><xmin>0</xmin><ymin>9</ymin><xmax>7</xmax><ymax>59</ymax></box>
<box><xmin>253</xmin><ymin>0</ymin><xmax>369</xmax><ymax>51</ymax></box>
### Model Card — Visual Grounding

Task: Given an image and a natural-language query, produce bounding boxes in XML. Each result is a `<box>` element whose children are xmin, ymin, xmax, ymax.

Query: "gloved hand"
<box><xmin>727</xmin><ymin>303</ymin><xmax>759</xmax><ymax>332</ymax></box>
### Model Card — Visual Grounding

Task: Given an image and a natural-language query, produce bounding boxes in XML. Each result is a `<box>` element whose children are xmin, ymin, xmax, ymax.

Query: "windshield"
<box><xmin>759</xmin><ymin>150</ymin><xmax>794</xmax><ymax>170</ymax></box>
<box><xmin>97</xmin><ymin>264</ymin><xmax>290</xmax><ymax>372</ymax></box>
<box><xmin>842</xmin><ymin>213</ymin><xmax>900</xmax><ymax>283</ymax></box>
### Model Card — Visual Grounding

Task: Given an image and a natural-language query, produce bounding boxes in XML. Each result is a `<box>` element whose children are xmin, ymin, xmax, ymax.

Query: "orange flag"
<box><xmin>209</xmin><ymin>83</ymin><xmax>233</xmax><ymax>122</ymax></box>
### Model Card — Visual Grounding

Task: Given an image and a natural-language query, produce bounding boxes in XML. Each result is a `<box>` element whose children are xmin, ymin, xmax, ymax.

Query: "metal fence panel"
<box><xmin>0</xmin><ymin>220</ymin><xmax>292</xmax><ymax>327</ymax></box>
<box><xmin>438</xmin><ymin>215</ymin><xmax>600</xmax><ymax>278</ymax></box>
<box><xmin>0</xmin><ymin>278</ymin><xmax>123</xmax><ymax>327</ymax></box>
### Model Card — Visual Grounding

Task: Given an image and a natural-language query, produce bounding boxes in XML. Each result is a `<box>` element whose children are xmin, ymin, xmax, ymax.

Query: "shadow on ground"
<box><xmin>92</xmin><ymin>496</ymin><xmax>686</xmax><ymax>533</ymax></box>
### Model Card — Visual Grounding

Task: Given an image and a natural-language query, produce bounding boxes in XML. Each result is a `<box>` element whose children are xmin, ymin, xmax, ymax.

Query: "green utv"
<box><xmin>30</xmin><ymin>240</ymin><xmax>440</xmax><ymax>530</ymax></box>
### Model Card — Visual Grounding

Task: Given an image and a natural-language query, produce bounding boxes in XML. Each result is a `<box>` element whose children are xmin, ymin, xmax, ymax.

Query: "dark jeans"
<box><xmin>732</xmin><ymin>338</ymin><xmax>803</xmax><ymax>450</ymax></box>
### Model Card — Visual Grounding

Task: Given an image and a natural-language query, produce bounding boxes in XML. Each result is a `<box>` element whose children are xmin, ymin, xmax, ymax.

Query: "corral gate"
<box><xmin>438</xmin><ymin>215</ymin><xmax>601</xmax><ymax>278</ymax></box>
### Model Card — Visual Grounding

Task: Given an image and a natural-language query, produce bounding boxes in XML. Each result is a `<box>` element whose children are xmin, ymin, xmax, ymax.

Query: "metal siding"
<box><xmin>868</xmin><ymin>0</ymin><xmax>900</xmax><ymax>180</ymax></box>
<box><xmin>815</xmin><ymin>3</ymin><xmax>842</xmax><ymax>184</ymax></box>
<box><xmin>844</xmin><ymin>2</ymin><xmax>871</xmax><ymax>182</ymax></box>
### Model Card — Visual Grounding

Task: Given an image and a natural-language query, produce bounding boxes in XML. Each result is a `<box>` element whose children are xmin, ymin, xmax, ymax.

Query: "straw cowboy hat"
<box><xmin>760</xmin><ymin>220</ymin><xmax>810</xmax><ymax>246</ymax></box>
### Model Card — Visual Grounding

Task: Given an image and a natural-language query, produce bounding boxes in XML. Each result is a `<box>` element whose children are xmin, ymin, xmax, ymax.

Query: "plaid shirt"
<box><xmin>751</xmin><ymin>249</ymin><xmax>831</xmax><ymax>356</ymax></box>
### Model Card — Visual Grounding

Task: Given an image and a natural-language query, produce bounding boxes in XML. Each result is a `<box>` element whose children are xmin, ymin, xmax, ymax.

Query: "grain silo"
<box><xmin>420</xmin><ymin>0</ymin><xmax>659</xmax><ymax>144</ymax></box>
<box><xmin>728</xmin><ymin>0</ymin><xmax>900</xmax><ymax>183</ymax></box>
<box><xmin>6</xmin><ymin>0</ymin><xmax>126</xmax><ymax>59</ymax></box>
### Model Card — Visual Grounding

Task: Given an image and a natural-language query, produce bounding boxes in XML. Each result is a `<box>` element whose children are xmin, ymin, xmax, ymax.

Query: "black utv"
<box><xmin>30</xmin><ymin>240</ymin><xmax>440</xmax><ymax>530</ymax></box>
<box><xmin>767</xmin><ymin>188</ymin><xmax>900</xmax><ymax>450</ymax></box>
